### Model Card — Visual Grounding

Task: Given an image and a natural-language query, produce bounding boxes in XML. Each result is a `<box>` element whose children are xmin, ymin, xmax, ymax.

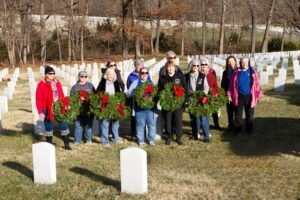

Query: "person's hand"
<box><xmin>80</xmin><ymin>96</ymin><xmax>85</xmax><ymax>101</ymax></box>
<box><xmin>39</xmin><ymin>113</ymin><xmax>45</xmax><ymax>121</ymax></box>
<box><xmin>228</xmin><ymin>97</ymin><xmax>232</xmax><ymax>102</ymax></box>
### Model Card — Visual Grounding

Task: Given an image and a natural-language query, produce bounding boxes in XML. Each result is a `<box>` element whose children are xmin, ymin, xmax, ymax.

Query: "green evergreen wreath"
<box><xmin>187</xmin><ymin>91</ymin><xmax>214</xmax><ymax>117</ymax></box>
<box><xmin>72</xmin><ymin>90</ymin><xmax>93</xmax><ymax>117</ymax></box>
<box><xmin>90</xmin><ymin>92</ymin><xmax>131</xmax><ymax>120</ymax></box>
<box><xmin>53</xmin><ymin>94</ymin><xmax>80</xmax><ymax>123</ymax></box>
<box><xmin>159</xmin><ymin>83</ymin><xmax>185</xmax><ymax>111</ymax></box>
<box><xmin>209</xmin><ymin>87</ymin><xmax>228</xmax><ymax>112</ymax></box>
<box><xmin>134</xmin><ymin>82</ymin><xmax>158</xmax><ymax>109</ymax></box>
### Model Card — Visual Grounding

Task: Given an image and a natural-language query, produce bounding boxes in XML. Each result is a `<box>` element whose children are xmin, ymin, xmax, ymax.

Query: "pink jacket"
<box><xmin>227</xmin><ymin>67</ymin><xmax>263</xmax><ymax>108</ymax></box>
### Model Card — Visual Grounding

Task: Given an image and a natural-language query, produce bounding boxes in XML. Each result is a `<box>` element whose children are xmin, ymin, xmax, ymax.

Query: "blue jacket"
<box><xmin>127</xmin><ymin>70</ymin><xmax>152</xmax><ymax>89</ymax></box>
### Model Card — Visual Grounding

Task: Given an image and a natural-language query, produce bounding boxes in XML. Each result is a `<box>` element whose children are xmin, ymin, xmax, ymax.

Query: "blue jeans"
<box><xmin>74</xmin><ymin>116</ymin><xmax>93</xmax><ymax>144</ymax></box>
<box><xmin>190</xmin><ymin>114</ymin><xmax>210</xmax><ymax>140</ymax></box>
<box><xmin>100</xmin><ymin>120</ymin><xmax>119</xmax><ymax>144</ymax></box>
<box><xmin>43</xmin><ymin>110</ymin><xmax>69</xmax><ymax>136</ymax></box>
<box><xmin>135</xmin><ymin>110</ymin><xmax>157</xmax><ymax>144</ymax></box>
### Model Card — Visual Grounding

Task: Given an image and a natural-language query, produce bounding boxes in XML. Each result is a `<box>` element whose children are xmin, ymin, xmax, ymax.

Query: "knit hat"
<box><xmin>44</xmin><ymin>66</ymin><xmax>55</xmax><ymax>75</ymax></box>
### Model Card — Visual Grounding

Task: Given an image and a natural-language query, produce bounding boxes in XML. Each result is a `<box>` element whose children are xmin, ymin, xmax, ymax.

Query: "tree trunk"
<box><xmin>280</xmin><ymin>20</ymin><xmax>287</xmax><ymax>51</ymax></box>
<box><xmin>219</xmin><ymin>0</ymin><xmax>227</xmax><ymax>54</ymax></box>
<box><xmin>81</xmin><ymin>26</ymin><xmax>84</xmax><ymax>63</ymax></box>
<box><xmin>202</xmin><ymin>0</ymin><xmax>206</xmax><ymax>55</ymax></box>
<box><xmin>150</xmin><ymin>20</ymin><xmax>154</xmax><ymax>54</ymax></box>
<box><xmin>154</xmin><ymin>0</ymin><xmax>161</xmax><ymax>53</ymax></box>
<box><xmin>181</xmin><ymin>22</ymin><xmax>185</xmax><ymax>56</ymax></box>
<box><xmin>261</xmin><ymin>0</ymin><xmax>276</xmax><ymax>53</ymax></box>
<box><xmin>40</xmin><ymin>0</ymin><xmax>46</xmax><ymax>65</ymax></box>
<box><xmin>131</xmin><ymin>0</ymin><xmax>141</xmax><ymax>58</ymax></box>
<box><xmin>247</xmin><ymin>0</ymin><xmax>256</xmax><ymax>54</ymax></box>
<box><xmin>122</xmin><ymin>0</ymin><xmax>130</xmax><ymax>58</ymax></box>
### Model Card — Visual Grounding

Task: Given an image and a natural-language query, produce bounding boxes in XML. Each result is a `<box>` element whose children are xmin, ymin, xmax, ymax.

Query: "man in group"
<box><xmin>227</xmin><ymin>57</ymin><xmax>263</xmax><ymax>135</ymax></box>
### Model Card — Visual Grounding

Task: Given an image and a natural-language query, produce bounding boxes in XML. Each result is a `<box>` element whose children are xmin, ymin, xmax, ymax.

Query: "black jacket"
<box><xmin>185</xmin><ymin>72</ymin><xmax>206</xmax><ymax>95</ymax></box>
<box><xmin>158</xmin><ymin>71</ymin><xmax>188</xmax><ymax>105</ymax></box>
<box><xmin>221</xmin><ymin>69</ymin><xmax>231</xmax><ymax>93</ymax></box>
<box><xmin>96</xmin><ymin>79</ymin><xmax>124</xmax><ymax>93</ymax></box>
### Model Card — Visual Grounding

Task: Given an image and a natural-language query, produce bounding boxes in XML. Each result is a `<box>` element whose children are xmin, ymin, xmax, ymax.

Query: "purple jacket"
<box><xmin>227</xmin><ymin>67</ymin><xmax>263</xmax><ymax>108</ymax></box>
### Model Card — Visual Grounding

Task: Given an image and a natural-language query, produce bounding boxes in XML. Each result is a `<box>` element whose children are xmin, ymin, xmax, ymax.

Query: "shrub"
<box><xmin>268</xmin><ymin>37</ymin><xmax>282</xmax><ymax>52</ymax></box>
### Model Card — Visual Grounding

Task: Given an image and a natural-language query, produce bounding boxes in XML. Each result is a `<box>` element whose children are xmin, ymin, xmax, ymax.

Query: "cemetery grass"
<box><xmin>0</xmin><ymin>69</ymin><xmax>300</xmax><ymax>199</ymax></box>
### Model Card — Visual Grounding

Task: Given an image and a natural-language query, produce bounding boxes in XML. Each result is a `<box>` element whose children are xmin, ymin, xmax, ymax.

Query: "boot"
<box><xmin>62</xmin><ymin>135</ymin><xmax>72</xmax><ymax>150</ymax></box>
<box><xmin>46</xmin><ymin>136</ymin><xmax>53</xmax><ymax>144</ymax></box>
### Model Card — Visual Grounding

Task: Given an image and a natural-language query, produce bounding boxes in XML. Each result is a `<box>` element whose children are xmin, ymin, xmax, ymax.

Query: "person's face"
<box><xmin>167</xmin><ymin>65</ymin><xmax>176</xmax><ymax>75</ymax></box>
<box><xmin>79</xmin><ymin>74</ymin><xmax>88</xmax><ymax>83</ymax></box>
<box><xmin>168</xmin><ymin>55</ymin><xmax>176</xmax><ymax>63</ymax></box>
<box><xmin>191</xmin><ymin>63</ymin><xmax>199</xmax><ymax>73</ymax></box>
<box><xmin>109</xmin><ymin>62</ymin><xmax>116</xmax><ymax>69</ymax></box>
<box><xmin>241</xmin><ymin>59</ymin><xmax>249</xmax><ymax>69</ymax></box>
<box><xmin>107</xmin><ymin>71</ymin><xmax>114</xmax><ymax>81</ymax></box>
<box><xmin>140</xmin><ymin>69</ymin><xmax>149</xmax><ymax>81</ymax></box>
<box><xmin>200</xmin><ymin>63</ymin><xmax>209</xmax><ymax>73</ymax></box>
<box><xmin>46</xmin><ymin>72</ymin><xmax>55</xmax><ymax>80</ymax></box>
<box><xmin>228</xmin><ymin>58</ymin><xmax>236</xmax><ymax>69</ymax></box>
<box><xmin>135</xmin><ymin>64</ymin><xmax>142</xmax><ymax>72</ymax></box>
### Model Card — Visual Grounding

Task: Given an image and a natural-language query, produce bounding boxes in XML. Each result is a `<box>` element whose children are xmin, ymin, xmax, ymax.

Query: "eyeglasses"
<box><xmin>140</xmin><ymin>72</ymin><xmax>148</xmax><ymax>75</ymax></box>
<box><xmin>192</xmin><ymin>65</ymin><xmax>199</xmax><ymax>67</ymax></box>
<box><xmin>110</xmin><ymin>64</ymin><xmax>116</xmax><ymax>67</ymax></box>
<box><xmin>80</xmin><ymin>76</ymin><xmax>88</xmax><ymax>78</ymax></box>
<box><xmin>169</xmin><ymin>56</ymin><xmax>176</xmax><ymax>60</ymax></box>
<box><xmin>48</xmin><ymin>72</ymin><xmax>55</xmax><ymax>75</ymax></box>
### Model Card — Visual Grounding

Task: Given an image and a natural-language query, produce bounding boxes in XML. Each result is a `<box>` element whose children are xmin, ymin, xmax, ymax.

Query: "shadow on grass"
<box><xmin>2</xmin><ymin>161</ymin><xmax>33</xmax><ymax>181</ymax></box>
<box><xmin>222</xmin><ymin>117</ymin><xmax>300</xmax><ymax>156</ymax></box>
<box><xmin>69</xmin><ymin>167</ymin><xmax>120</xmax><ymax>191</ymax></box>
<box><xmin>264</xmin><ymin>83</ymin><xmax>300</xmax><ymax>107</ymax></box>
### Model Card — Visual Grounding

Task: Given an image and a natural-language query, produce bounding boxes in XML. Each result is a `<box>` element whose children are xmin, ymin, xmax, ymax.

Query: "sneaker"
<box><xmin>138</xmin><ymin>143</ymin><xmax>144</xmax><ymax>147</ymax></box>
<box><xmin>203</xmin><ymin>139</ymin><xmax>210</xmax><ymax>143</ymax></box>
<box><xmin>189</xmin><ymin>135</ymin><xmax>197</xmax><ymax>140</ymax></box>
<box><xmin>64</xmin><ymin>145</ymin><xmax>72</xmax><ymax>150</ymax></box>
<box><xmin>115</xmin><ymin>140</ymin><xmax>123</xmax><ymax>144</ymax></box>
<box><xmin>85</xmin><ymin>141</ymin><xmax>93</xmax><ymax>145</ymax></box>
<box><xmin>102</xmin><ymin>143</ymin><xmax>111</xmax><ymax>148</ymax></box>
<box><xmin>165</xmin><ymin>138</ymin><xmax>172</xmax><ymax>145</ymax></box>
<box><xmin>149</xmin><ymin>141</ymin><xmax>155</xmax><ymax>146</ymax></box>
<box><xmin>176</xmin><ymin>139</ymin><xmax>184</xmax><ymax>145</ymax></box>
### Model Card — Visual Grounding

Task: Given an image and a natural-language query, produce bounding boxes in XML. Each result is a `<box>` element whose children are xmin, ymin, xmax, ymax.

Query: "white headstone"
<box><xmin>62</xmin><ymin>86</ymin><xmax>68</xmax><ymax>96</ymax></box>
<box><xmin>266</xmin><ymin>65</ymin><xmax>273</xmax><ymax>76</ymax></box>
<box><xmin>279</xmin><ymin>69</ymin><xmax>287</xmax><ymax>80</ymax></box>
<box><xmin>120</xmin><ymin>147</ymin><xmax>147</xmax><ymax>194</ymax></box>
<box><xmin>69</xmin><ymin>76</ymin><xmax>77</xmax><ymax>87</ymax></box>
<box><xmin>32</xmin><ymin>142</ymin><xmax>56</xmax><ymax>184</ymax></box>
<box><xmin>274</xmin><ymin>77</ymin><xmax>285</xmax><ymax>92</ymax></box>
<box><xmin>0</xmin><ymin>110</ymin><xmax>2</xmax><ymax>131</ymax></box>
<box><xmin>259</xmin><ymin>72</ymin><xmax>269</xmax><ymax>85</ymax></box>
<box><xmin>0</xmin><ymin>96</ymin><xmax>8</xmax><ymax>113</ymax></box>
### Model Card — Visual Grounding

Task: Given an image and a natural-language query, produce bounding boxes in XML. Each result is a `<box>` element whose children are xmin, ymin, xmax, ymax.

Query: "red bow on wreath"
<box><xmin>173</xmin><ymin>85</ymin><xmax>185</xmax><ymax>97</ymax></box>
<box><xmin>101</xmin><ymin>95</ymin><xmax>109</xmax><ymax>111</ymax></box>
<box><xmin>79</xmin><ymin>90</ymin><xmax>89</xmax><ymax>102</ymax></box>
<box><xmin>211</xmin><ymin>89</ymin><xmax>219</xmax><ymax>96</ymax></box>
<box><xmin>61</xmin><ymin>97</ymin><xmax>70</xmax><ymax>114</ymax></box>
<box><xmin>144</xmin><ymin>84</ymin><xmax>154</xmax><ymax>98</ymax></box>
<box><xmin>117</xmin><ymin>103</ymin><xmax>126</xmax><ymax>116</ymax></box>
<box><xmin>200</xmin><ymin>97</ymin><xmax>209</xmax><ymax>105</ymax></box>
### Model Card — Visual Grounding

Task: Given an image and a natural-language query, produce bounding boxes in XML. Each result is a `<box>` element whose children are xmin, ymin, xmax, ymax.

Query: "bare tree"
<box><xmin>202</xmin><ymin>0</ymin><xmax>206</xmax><ymax>55</ymax></box>
<box><xmin>219</xmin><ymin>0</ymin><xmax>227</xmax><ymax>54</ymax></box>
<box><xmin>154</xmin><ymin>0</ymin><xmax>161</xmax><ymax>53</ymax></box>
<box><xmin>261</xmin><ymin>0</ymin><xmax>276</xmax><ymax>53</ymax></box>
<box><xmin>40</xmin><ymin>0</ymin><xmax>47</xmax><ymax>65</ymax></box>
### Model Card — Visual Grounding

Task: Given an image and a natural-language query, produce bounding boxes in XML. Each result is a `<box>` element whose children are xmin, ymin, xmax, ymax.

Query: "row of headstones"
<box><xmin>0</xmin><ymin>68</ymin><xmax>19</xmax><ymax>131</ymax></box>
<box><xmin>33</xmin><ymin>142</ymin><xmax>147</xmax><ymax>194</ymax></box>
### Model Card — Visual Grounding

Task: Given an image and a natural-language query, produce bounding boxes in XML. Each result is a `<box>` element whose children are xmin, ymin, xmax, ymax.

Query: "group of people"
<box><xmin>36</xmin><ymin>51</ymin><xmax>262</xmax><ymax>150</ymax></box>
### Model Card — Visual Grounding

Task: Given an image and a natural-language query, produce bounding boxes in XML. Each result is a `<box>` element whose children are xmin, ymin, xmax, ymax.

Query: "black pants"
<box><xmin>212</xmin><ymin>112</ymin><xmax>220</xmax><ymax>127</ymax></box>
<box><xmin>162</xmin><ymin>108</ymin><xmax>183</xmax><ymax>140</ymax></box>
<box><xmin>226</xmin><ymin>102</ymin><xmax>236</xmax><ymax>129</ymax></box>
<box><xmin>234</xmin><ymin>94</ymin><xmax>254</xmax><ymax>132</ymax></box>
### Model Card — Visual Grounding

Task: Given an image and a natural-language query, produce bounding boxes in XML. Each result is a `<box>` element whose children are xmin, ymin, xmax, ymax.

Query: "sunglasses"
<box><xmin>140</xmin><ymin>72</ymin><xmax>148</xmax><ymax>75</ymax></box>
<box><xmin>201</xmin><ymin>64</ymin><xmax>208</xmax><ymax>66</ymax></box>
<box><xmin>80</xmin><ymin>75</ymin><xmax>88</xmax><ymax>78</ymax></box>
<box><xmin>192</xmin><ymin>65</ymin><xmax>199</xmax><ymax>67</ymax></box>
<box><xmin>48</xmin><ymin>72</ymin><xmax>55</xmax><ymax>75</ymax></box>
<box><xmin>110</xmin><ymin>64</ymin><xmax>116</xmax><ymax>67</ymax></box>
<box><xmin>169</xmin><ymin>56</ymin><xmax>176</xmax><ymax>59</ymax></box>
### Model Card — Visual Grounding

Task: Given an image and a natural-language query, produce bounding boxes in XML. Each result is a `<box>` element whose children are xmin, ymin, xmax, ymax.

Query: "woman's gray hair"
<box><xmin>200</xmin><ymin>58</ymin><xmax>210</xmax><ymax>65</ymax></box>
<box><xmin>134</xmin><ymin>59</ymin><xmax>144</xmax><ymax>67</ymax></box>
<box><xmin>188</xmin><ymin>59</ymin><xmax>200</xmax><ymax>72</ymax></box>
<box><xmin>166</xmin><ymin>50</ymin><xmax>176</xmax><ymax>58</ymax></box>
<box><xmin>103</xmin><ymin>67</ymin><xmax>117</xmax><ymax>81</ymax></box>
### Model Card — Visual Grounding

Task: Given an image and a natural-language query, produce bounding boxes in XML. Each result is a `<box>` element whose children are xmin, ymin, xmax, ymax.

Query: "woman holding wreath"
<box><xmin>185</xmin><ymin>59</ymin><xmax>211</xmax><ymax>142</ymax></box>
<box><xmin>36</xmin><ymin>66</ymin><xmax>71</xmax><ymax>150</ymax></box>
<box><xmin>70</xmin><ymin>70</ymin><xmax>95</xmax><ymax>145</ymax></box>
<box><xmin>96</xmin><ymin>67</ymin><xmax>124</xmax><ymax>146</ymax></box>
<box><xmin>127</xmin><ymin>67</ymin><xmax>157</xmax><ymax>147</ymax></box>
<box><xmin>158</xmin><ymin>62</ymin><xmax>188</xmax><ymax>145</ymax></box>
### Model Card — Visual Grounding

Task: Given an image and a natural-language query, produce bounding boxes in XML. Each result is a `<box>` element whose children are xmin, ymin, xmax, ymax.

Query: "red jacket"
<box><xmin>206</xmin><ymin>69</ymin><xmax>218</xmax><ymax>90</ymax></box>
<box><xmin>36</xmin><ymin>78</ymin><xmax>65</xmax><ymax>120</ymax></box>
